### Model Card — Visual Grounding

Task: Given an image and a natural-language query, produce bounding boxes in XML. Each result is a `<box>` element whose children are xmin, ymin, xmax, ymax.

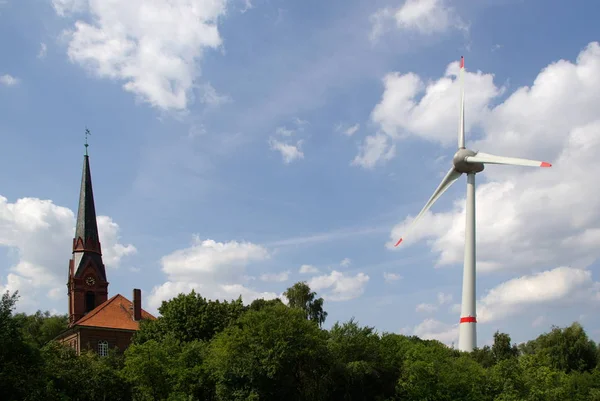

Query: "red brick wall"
<box><xmin>57</xmin><ymin>332</ymin><xmax>80</xmax><ymax>354</ymax></box>
<box><xmin>79</xmin><ymin>327</ymin><xmax>135</xmax><ymax>354</ymax></box>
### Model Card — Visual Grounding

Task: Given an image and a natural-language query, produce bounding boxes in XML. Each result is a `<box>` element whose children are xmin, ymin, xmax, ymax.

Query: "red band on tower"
<box><xmin>460</xmin><ymin>316</ymin><xmax>477</xmax><ymax>323</ymax></box>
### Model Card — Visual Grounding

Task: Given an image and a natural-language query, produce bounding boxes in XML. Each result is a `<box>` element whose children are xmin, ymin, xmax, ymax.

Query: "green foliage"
<box><xmin>397</xmin><ymin>340</ymin><xmax>488</xmax><ymax>401</ymax></box>
<box><xmin>0</xmin><ymin>291</ymin><xmax>43</xmax><ymax>401</ymax></box>
<box><xmin>520</xmin><ymin>322</ymin><xmax>598</xmax><ymax>373</ymax></box>
<box><xmin>39</xmin><ymin>342</ymin><xmax>131</xmax><ymax>401</ymax></box>
<box><xmin>207</xmin><ymin>303</ymin><xmax>331</xmax><ymax>401</ymax></box>
<box><xmin>327</xmin><ymin>319</ymin><xmax>395</xmax><ymax>401</ymax></box>
<box><xmin>14</xmin><ymin>310</ymin><xmax>68</xmax><ymax>348</ymax></box>
<box><xmin>133</xmin><ymin>290</ymin><xmax>246</xmax><ymax>344</ymax></box>
<box><xmin>247</xmin><ymin>297</ymin><xmax>284</xmax><ymax>312</ymax></box>
<box><xmin>4</xmin><ymin>285</ymin><xmax>600</xmax><ymax>401</ymax></box>
<box><xmin>492</xmin><ymin>331</ymin><xmax>519</xmax><ymax>362</ymax></box>
<box><xmin>283</xmin><ymin>281</ymin><xmax>328</xmax><ymax>327</ymax></box>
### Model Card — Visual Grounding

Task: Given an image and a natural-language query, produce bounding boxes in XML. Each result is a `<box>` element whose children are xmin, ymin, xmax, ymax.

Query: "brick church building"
<box><xmin>55</xmin><ymin>147</ymin><xmax>155</xmax><ymax>355</ymax></box>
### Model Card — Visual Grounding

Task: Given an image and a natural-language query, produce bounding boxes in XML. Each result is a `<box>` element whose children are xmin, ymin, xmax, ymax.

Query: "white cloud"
<box><xmin>370</xmin><ymin>62</ymin><xmax>501</xmax><ymax>150</ymax></box>
<box><xmin>344</xmin><ymin>123</ymin><xmax>360</xmax><ymax>136</ymax></box>
<box><xmin>51</xmin><ymin>0</ymin><xmax>86</xmax><ymax>16</ymax></box>
<box><xmin>148</xmin><ymin>280</ymin><xmax>278</xmax><ymax>314</ymax></box>
<box><xmin>370</xmin><ymin>0</ymin><xmax>466</xmax><ymax>41</ymax></box>
<box><xmin>437</xmin><ymin>292</ymin><xmax>452</xmax><ymax>305</ymax></box>
<box><xmin>54</xmin><ymin>0</ymin><xmax>227</xmax><ymax>110</ymax></box>
<box><xmin>413</xmin><ymin>318</ymin><xmax>458</xmax><ymax>345</ymax></box>
<box><xmin>293</xmin><ymin>118</ymin><xmax>309</xmax><ymax>129</ymax></box>
<box><xmin>308</xmin><ymin>270</ymin><xmax>369</xmax><ymax>301</ymax></box>
<box><xmin>383</xmin><ymin>272</ymin><xmax>402</xmax><ymax>283</ymax></box>
<box><xmin>259</xmin><ymin>270</ymin><xmax>290</xmax><ymax>282</ymax></box>
<box><xmin>0</xmin><ymin>196</ymin><xmax>136</xmax><ymax>312</ymax></box>
<box><xmin>148</xmin><ymin>237</ymin><xmax>275</xmax><ymax>310</ymax></box>
<box><xmin>199</xmin><ymin>83</ymin><xmax>231</xmax><ymax>106</ymax></box>
<box><xmin>240</xmin><ymin>0</ymin><xmax>252</xmax><ymax>13</ymax></box>
<box><xmin>477</xmin><ymin>267</ymin><xmax>600</xmax><ymax>323</ymax></box>
<box><xmin>37</xmin><ymin>43</ymin><xmax>47</xmax><ymax>59</ymax></box>
<box><xmin>268</xmin><ymin>137</ymin><xmax>304</xmax><ymax>164</ymax></box>
<box><xmin>335</xmin><ymin>123</ymin><xmax>360</xmax><ymax>136</ymax></box>
<box><xmin>416</xmin><ymin>303</ymin><xmax>437</xmax><ymax>313</ymax></box>
<box><xmin>96</xmin><ymin>216</ymin><xmax>137</xmax><ymax>266</ymax></box>
<box><xmin>340</xmin><ymin>257</ymin><xmax>351</xmax><ymax>267</ymax></box>
<box><xmin>299</xmin><ymin>264</ymin><xmax>319</xmax><ymax>274</ymax></box>
<box><xmin>385</xmin><ymin>42</ymin><xmax>600</xmax><ymax>276</ymax></box>
<box><xmin>415</xmin><ymin>291</ymin><xmax>451</xmax><ymax>313</ymax></box>
<box><xmin>0</xmin><ymin>74</ymin><xmax>19</xmax><ymax>86</ymax></box>
<box><xmin>275</xmin><ymin>126</ymin><xmax>295</xmax><ymax>137</ymax></box>
<box><xmin>352</xmin><ymin>133</ymin><xmax>395</xmax><ymax>169</ymax></box>
<box><xmin>268</xmin><ymin>120</ymin><xmax>310</xmax><ymax>163</ymax></box>
<box><xmin>395</xmin><ymin>0</ymin><xmax>465</xmax><ymax>34</ymax></box>
<box><xmin>161</xmin><ymin>237</ymin><xmax>269</xmax><ymax>281</ymax></box>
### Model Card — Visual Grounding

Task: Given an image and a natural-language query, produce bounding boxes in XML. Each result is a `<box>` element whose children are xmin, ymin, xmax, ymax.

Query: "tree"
<box><xmin>122</xmin><ymin>337</ymin><xmax>180</xmax><ymax>400</ymax></box>
<box><xmin>327</xmin><ymin>319</ymin><xmax>394</xmax><ymax>401</ymax></box>
<box><xmin>471</xmin><ymin>345</ymin><xmax>495</xmax><ymax>368</ymax></box>
<box><xmin>397</xmin><ymin>340</ymin><xmax>487</xmax><ymax>401</ymax></box>
<box><xmin>207</xmin><ymin>303</ymin><xmax>331</xmax><ymax>401</ymax></box>
<box><xmin>492</xmin><ymin>331</ymin><xmax>519</xmax><ymax>362</ymax></box>
<box><xmin>520</xmin><ymin>322</ymin><xmax>598</xmax><ymax>373</ymax></box>
<box><xmin>248</xmin><ymin>297</ymin><xmax>284</xmax><ymax>312</ymax></box>
<box><xmin>14</xmin><ymin>310</ymin><xmax>68</xmax><ymax>348</ymax></box>
<box><xmin>134</xmin><ymin>290</ymin><xmax>246</xmax><ymax>344</ymax></box>
<box><xmin>283</xmin><ymin>282</ymin><xmax>327</xmax><ymax>327</ymax></box>
<box><xmin>38</xmin><ymin>341</ymin><xmax>131</xmax><ymax>401</ymax></box>
<box><xmin>0</xmin><ymin>291</ymin><xmax>43</xmax><ymax>400</ymax></box>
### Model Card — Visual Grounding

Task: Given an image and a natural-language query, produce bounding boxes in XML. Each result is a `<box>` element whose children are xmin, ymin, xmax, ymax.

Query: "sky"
<box><xmin>1</xmin><ymin>0</ymin><xmax>600</xmax><ymax>348</ymax></box>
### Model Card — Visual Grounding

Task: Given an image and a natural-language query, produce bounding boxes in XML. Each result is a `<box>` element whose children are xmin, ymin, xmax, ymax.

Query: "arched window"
<box><xmin>85</xmin><ymin>291</ymin><xmax>95</xmax><ymax>313</ymax></box>
<box><xmin>98</xmin><ymin>340</ymin><xmax>108</xmax><ymax>357</ymax></box>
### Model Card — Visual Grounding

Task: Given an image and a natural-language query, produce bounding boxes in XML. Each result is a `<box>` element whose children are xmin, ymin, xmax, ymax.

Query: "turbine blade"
<box><xmin>458</xmin><ymin>56</ymin><xmax>465</xmax><ymax>149</ymax></box>
<box><xmin>464</xmin><ymin>152</ymin><xmax>552</xmax><ymax>168</ymax></box>
<box><xmin>395</xmin><ymin>167</ymin><xmax>462</xmax><ymax>246</ymax></box>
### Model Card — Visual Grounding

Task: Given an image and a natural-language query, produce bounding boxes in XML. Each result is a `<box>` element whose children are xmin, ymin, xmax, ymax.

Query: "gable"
<box><xmin>73</xmin><ymin>293</ymin><xmax>156</xmax><ymax>331</ymax></box>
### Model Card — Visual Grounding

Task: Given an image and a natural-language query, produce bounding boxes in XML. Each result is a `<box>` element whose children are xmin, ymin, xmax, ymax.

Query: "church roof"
<box><xmin>73</xmin><ymin>153</ymin><xmax>107</xmax><ymax>281</ymax></box>
<box><xmin>76</xmin><ymin>155</ymin><xmax>99</xmax><ymax>249</ymax></box>
<box><xmin>74</xmin><ymin>294</ymin><xmax>156</xmax><ymax>331</ymax></box>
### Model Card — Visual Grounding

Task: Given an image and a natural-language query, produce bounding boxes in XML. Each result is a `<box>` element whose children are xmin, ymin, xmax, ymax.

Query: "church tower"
<box><xmin>67</xmin><ymin>144</ymin><xmax>109</xmax><ymax>325</ymax></box>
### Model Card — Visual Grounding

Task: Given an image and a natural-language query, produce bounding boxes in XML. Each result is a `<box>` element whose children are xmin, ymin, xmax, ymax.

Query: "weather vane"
<box><xmin>85</xmin><ymin>128</ymin><xmax>91</xmax><ymax>155</ymax></box>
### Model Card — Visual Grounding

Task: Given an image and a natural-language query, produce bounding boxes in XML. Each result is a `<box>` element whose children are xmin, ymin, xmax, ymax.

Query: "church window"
<box><xmin>85</xmin><ymin>291</ymin><xmax>95</xmax><ymax>312</ymax></box>
<box><xmin>98</xmin><ymin>340</ymin><xmax>108</xmax><ymax>357</ymax></box>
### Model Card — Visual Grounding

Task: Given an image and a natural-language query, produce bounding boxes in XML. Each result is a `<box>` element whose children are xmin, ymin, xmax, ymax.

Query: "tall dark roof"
<box><xmin>72</xmin><ymin>153</ymin><xmax>107</xmax><ymax>281</ymax></box>
<box><xmin>75</xmin><ymin>155</ymin><xmax>99</xmax><ymax>245</ymax></box>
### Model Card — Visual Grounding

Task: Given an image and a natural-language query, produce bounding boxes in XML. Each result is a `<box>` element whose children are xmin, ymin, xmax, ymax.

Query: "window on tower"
<box><xmin>85</xmin><ymin>291</ymin><xmax>95</xmax><ymax>313</ymax></box>
<box><xmin>98</xmin><ymin>340</ymin><xmax>108</xmax><ymax>357</ymax></box>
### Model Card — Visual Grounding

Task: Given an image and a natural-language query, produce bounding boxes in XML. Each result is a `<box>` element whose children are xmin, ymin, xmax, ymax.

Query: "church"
<box><xmin>55</xmin><ymin>145</ymin><xmax>155</xmax><ymax>355</ymax></box>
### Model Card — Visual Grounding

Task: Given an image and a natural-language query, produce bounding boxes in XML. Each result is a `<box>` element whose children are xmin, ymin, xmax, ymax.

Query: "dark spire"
<box><xmin>71</xmin><ymin>134</ymin><xmax>106</xmax><ymax>280</ymax></box>
<box><xmin>74</xmin><ymin>154</ymin><xmax>100</xmax><ymax>249</ymax></box>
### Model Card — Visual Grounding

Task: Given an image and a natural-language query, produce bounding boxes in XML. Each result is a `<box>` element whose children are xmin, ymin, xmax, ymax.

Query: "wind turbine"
<box><xmin>394</xmin><ymin>56</ymin><xmax>552</xmax><ymax>352</ymax></box>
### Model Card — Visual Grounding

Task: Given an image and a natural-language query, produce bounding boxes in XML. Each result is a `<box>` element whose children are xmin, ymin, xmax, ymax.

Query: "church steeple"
<box><xmin>67</xmin><ymin>134</ymin><xmax>109</xmax><ymax>325</ymax></box>
<box><xmin>73</xmin><ymin>154</ymin><xmax>102</xmax><ymax>256</ymax></box>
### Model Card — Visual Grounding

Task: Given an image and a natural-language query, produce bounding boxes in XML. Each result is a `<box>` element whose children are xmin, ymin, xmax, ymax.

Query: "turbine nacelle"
<box><xmin>453</xmin><ymin>149</ymin><xmax>485</xmax><ymax>174</ymax></box>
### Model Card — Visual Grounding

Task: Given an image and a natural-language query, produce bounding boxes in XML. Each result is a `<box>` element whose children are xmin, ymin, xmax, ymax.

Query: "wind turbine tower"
<box><xmin>394</xmin><ymin>57</ymin><xmax>552</xmax><ymax>352</ymax></box>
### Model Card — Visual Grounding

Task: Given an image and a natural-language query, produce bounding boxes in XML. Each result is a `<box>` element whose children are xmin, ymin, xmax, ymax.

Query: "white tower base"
<box><xmin>458</xmin><ymin>172</ymin><xmax>477</xmax><ymax>352</ymax></box>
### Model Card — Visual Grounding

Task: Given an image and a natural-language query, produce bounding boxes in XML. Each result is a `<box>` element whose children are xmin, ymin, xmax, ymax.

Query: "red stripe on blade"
<box><xmin>394</xmin><ymin>238</ymin><xmax>403</xmax><ymax>247</ymax></box>
<box><xmin>460</xmin><ymin>56</ymin><xmax>464</xmax><ymax>69</ymax></box>
<box><xmin>540</xmin><ymin>162</ymin><xmax>552</xmax><ymax>167</ymax></box>
<box><xmin>460</xmin><ymin>316</ymin><xmax>477</xmax><ymax>323</ymax></box>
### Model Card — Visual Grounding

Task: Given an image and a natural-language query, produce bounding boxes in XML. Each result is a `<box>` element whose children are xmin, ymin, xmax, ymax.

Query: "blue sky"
<box><xmin>1</xmin><ymin>0</ymin><xmax>600</xmax><ymax>347</ymax></box>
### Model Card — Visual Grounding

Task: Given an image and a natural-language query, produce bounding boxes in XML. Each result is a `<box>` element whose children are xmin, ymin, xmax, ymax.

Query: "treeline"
<box><xmin>1</xmin><ymin>283</ymin><xmax>600</xmax><ymax>401</ymax></box>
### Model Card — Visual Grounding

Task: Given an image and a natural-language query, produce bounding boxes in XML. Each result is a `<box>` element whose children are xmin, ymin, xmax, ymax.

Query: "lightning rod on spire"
<box><xmin>85</xmin><ymin>128</ymin><xmax>91</xmax><ymax>156</ymax></box>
